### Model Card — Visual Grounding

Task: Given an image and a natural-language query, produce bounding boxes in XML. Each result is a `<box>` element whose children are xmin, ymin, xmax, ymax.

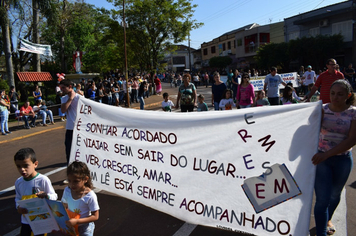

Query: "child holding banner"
<box><xmin>61</xmin><ymin>161</ymin><xmax>99</xmax><ymax>236</ymax></box>
<box><xmin>312</xmin><ymin>80</ymin><xmax>356</xmax><ymax>236</ymax></box>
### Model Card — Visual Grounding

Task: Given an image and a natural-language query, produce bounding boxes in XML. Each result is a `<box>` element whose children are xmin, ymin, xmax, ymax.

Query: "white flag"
<box><xmin>19</xmin><ymin>38</ymin><xmax>52</xmax><ymax>56</ymax></box>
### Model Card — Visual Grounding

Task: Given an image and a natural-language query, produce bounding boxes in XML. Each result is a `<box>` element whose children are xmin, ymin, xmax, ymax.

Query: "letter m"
<box><xmin>258</xmin><ymin>135</ymin><xmax>275</xmax><ymax>152</ymax></box>
<box><xmin>274</xmin><ymin>178</ymin><xmax>289</xmax><ymax>194</ymax></box>
<box><xmin>149</xmin><ymin>170</ymin><xmax>157</xmax><ymax>181</ymax></box>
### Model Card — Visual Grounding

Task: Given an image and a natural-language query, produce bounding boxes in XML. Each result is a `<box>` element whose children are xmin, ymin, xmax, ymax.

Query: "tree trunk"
<box><xmin>1</xmin><ymin>15</ymin><xmax>15</xmax><ymax>88</ymax></box>
<box><xmin>32</xmin><ymin>0</ymin><xmax>41</xmax><ymax>72</ymax></box>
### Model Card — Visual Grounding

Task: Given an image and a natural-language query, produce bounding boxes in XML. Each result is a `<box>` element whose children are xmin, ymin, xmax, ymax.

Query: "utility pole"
<box><xmin>123</xmin><ymin>0</ymin><xmax>130</xmax><ymax>107</ymax></box>
<box><xmin>352</xmin><ymin>0</ymin><xmax>356</xmax><ymax>66</ymax></box>
<box><xmin>188</xmin><ymin>31</ymin><xmax>191</xmax><ymax>71</ymax></box>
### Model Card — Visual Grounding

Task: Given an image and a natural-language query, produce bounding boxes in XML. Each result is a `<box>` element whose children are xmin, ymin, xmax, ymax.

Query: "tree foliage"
<box><xmin>255</xmin><ymin>34</ymin><xmax>344</xmax><ymax>71</ymax></box>
<box><xmin>209</xmin><ymin>56</ymin><xmax>232</xmax><ymax>71</ymax></box>
<box><xmin>109</xmin><ymin>0</ymin><xmax>202</xmax><ymax>73</ymax></box>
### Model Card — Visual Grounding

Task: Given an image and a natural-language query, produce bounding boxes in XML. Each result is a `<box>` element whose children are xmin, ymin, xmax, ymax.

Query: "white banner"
<box><xmin>249</xmin><ymin>72</ymin><xmax>298</xmax><ymax>91</ymax></box>
<box><xmin>70</xmin><ymin>97</ymin><xmax>321</xmax><ymax>236</ymax></box>
<box><xmin>19</xmin><ymin>38</ymin><xmax>52</xmax><ymax>56</ymax></box>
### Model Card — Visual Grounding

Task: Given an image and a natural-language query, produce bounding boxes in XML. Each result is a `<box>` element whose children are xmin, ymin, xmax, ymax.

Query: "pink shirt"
<box><xmin>236</xmin><ymin>84</ymin><xmax>255</xmax><ymax>106</ymax></box>
<box><xmin>318</xmin><ymin>104</ymin><xmax>356</xmax><ymax>154</ymax></box>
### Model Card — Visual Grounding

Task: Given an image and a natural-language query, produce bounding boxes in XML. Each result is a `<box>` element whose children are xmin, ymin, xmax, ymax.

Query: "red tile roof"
<box><xmin>17</xmin><ymin>72</ymin><xmax>53</xmax><ymax>82</ymax></box>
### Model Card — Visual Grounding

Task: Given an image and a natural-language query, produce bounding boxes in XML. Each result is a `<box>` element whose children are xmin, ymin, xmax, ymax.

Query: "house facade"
<box><xmin>284</xmin><ymin>0</ymin><xmax>355</xmax><ymax>66</ymax></box>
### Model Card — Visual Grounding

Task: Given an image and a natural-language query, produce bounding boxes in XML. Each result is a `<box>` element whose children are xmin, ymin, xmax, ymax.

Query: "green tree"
<box><xmin>209</xmin><ymin>56</ymin><xmax>232</xmax><ymax>71</ymax></box>
<box><xmin>109</xmin><ymin>0</ymin><xmax>202</xmax><ymax>73</ymax></box>
<box><xmin>255</xmin><ymin>42</ymin><xmax>289</xmax><ymax>71</ymax></box>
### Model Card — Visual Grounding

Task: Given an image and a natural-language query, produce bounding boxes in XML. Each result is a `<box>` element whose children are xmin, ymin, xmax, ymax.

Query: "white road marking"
<box><xmin>172</xmin><ymin>222</ymin><xmax>197</xmax><ymax>236</ymax></box>
<box><xmin>0</xmin><ymin>166</ymin><xmax>66</xmax><ymax>196</ymax></box>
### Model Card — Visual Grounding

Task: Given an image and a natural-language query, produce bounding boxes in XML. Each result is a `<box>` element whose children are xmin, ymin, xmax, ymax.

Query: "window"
<box><xmin>228</xmin><ymin>41</ymin><xmax>231</xmax><ymax>50</ymax></box>
<box><xmin>203</xmin><ymin>48</ymin><xmax>208</xmax><ymax>55</ymax></box>
<box><xmin>237</xmin><ymin>38</ymin><xmax>242</xmax><ymax>46</ymax></box>
<box><xmin>309</xmin><ymin>27</ymin><xmax>320</xmax><ymax>37</ymax></box>
<box><xmin>211</xmin><ymin>46</ymin><xmax>215</xmax><ymax>54</ymax></box>
<box><xmin>173</xmin><ymin>57</ymin><xmax>185</xmax><ymax>64</ymax></box>
<box><xmin>332</xmin><ymin>20</ymin><xmax>352</xmax><ymax>42</ymax></box>
<box><xmin>288</xmin><ymin>31</ymin><xmax>300</xmax><ymax>40</ymax></box>
<box><xmin>234</xmin><ymin>40</ymin><xmax>236</xmax><ymax>48</ymax></box>
<box><xmin>223</xmin><ymin>43</ymin><xmax>226</xmax><ymax>51</ymax></box>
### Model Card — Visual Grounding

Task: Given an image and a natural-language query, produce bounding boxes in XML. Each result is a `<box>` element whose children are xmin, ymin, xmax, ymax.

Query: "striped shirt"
<box><xmin>315</xmin><ymin>70</ymin><xmax>344</xmax><ymax>103</ymax></box>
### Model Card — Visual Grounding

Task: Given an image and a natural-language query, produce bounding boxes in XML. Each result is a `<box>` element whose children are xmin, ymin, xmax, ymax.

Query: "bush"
<box><xmin>0</xmin><ymin>79</ymin><xmax>10</xmax><ymax>92</ymax></box>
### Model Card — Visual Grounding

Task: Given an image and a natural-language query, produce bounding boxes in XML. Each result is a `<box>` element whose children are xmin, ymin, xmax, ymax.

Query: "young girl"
<box><xmin>219</xmin><ymin>89</ymin><xmax>236</xmax><ymax>110</ymax></box>
<box><xmin>236</xmin><ymin>73</ymin><xmax>255</xmax><ymax>108</ymax></box>
<box><xmin>312</xmin><ymin>80</ymin><xmax>356</xmax><ymax>236</ymax></box>
<box><xmin>62</xmin><ymin>161</ymin><xmax>99</xmax><ymax>236</ymax></box>
<box><xmin>280</xmin><ymin>85</ymin><xmax>298</xmax><ymax>105</ymax></box>
<box><xmin>254</xmin><ymin>90</ymin><xmax>270</xmax><ymax>106</ymax></box>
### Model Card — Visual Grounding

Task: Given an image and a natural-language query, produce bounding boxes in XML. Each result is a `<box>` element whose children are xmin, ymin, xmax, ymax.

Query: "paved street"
<box><xmin>0</xmin><ymin>82</ymin><xmax>355</xmax><ymax>236</ymax></box>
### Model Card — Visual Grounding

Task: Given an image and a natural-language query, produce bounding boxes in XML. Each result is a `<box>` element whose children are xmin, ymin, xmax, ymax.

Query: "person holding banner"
<box><xmin>263</xmin><ymin>67</ymin><xmax>286</xmax><ymax>105</ymax></box>
<box><xmin>307</xmin><ymin>58</ymin><xmax>344</xmax><ymax>104</ymax></box>
<box><xmin>60</xmin><ymin>79</ymin><xmax>80</xmax><ymax>165</ymax></box>
<box><xmin>312</xmin><ymin>79</ymin><xmax>356</xmax><ymax>236</ymax></box>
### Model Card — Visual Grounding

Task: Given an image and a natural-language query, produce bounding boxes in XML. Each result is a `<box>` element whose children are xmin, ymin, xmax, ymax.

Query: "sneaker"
<box><xmin>2</xmin><ymin>133</ymin><xmax>7</xmax><ymax>135</ymax></box>
<box><xmin>63</xmin><ymin>179</ymin><xmax>69</xmax><ymax>184</ymax></box>
<box><xmin>6</xmin><ymin>131</ymin><xmax>11</xmax><ymax>134</ymax></box>
<box><xmin>25</xmin><ymin>126</ymin><xmax>31</xmax><ymax>129</ymax></box>
<box><xmin>43</xmin><ymin>124</ymin><xmax>48</xmax><ymax>126</ymax></box>
<box><xmin>30</xmin><ymin>124</ymin><xmax>36</xmax><ymax>128</ymax></box>
<box><xmin>51</xmin><ymin>122</ymin><xmax>55</xmax><ymax>125</ymax></box>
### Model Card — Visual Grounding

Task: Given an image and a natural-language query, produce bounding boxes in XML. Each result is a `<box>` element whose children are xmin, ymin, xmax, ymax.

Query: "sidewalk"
<box><xmin>0</xmin><ymin>82</ymin><xmax>185</xmax><ymax>142</ymax></box>
<box><xmin>129</xmin><ymin>82</ymin><xmax>180</xmax><ymax>110</ymax></box>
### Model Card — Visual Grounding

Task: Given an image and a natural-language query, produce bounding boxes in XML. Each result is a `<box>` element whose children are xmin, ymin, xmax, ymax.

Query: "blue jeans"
<box><xmin>0</xmin><ymin>109</ymin><xmax>9</xmax><ymax>133</ymax></box>
<box><xmin>139</xmin><ymin>96</ymin><xmax>145</xmax><ymax>110</ymax></box>
<box><xmin>314</xmin><ymin>152</ymin><xmax>353</xmax><ymax>236</ymax></box>
<box><xmin>78</xmin><ymin>222</ymin><xmax>95</xmax><ymax>236</ymax></box>
<box><xmin>239</xmin><ymin>104</ymin><xmax>251</xmax><ymax>109</ymax></box>
<box><xmin>37</xmin><ymin>110</ymin><xmax>47</xmax><ymax>124</ymax></box>
<box><xmin>214</xmin><ymin>102</ymin><xmax>220</xmax><ymax>110</ymax></box>
<box><xmin>22</xmin><ymin>115</ymin><xmax>37</xmax><ymax>127</ymax></box>
<box><xmin>45</xmin><ymin>110</ymin><xmax>54</xmax><ymax>123</ymax></box>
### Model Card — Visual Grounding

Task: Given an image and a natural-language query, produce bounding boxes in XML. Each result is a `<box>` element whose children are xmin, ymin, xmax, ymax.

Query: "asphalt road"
<box><xmin>0</xmin><ymin>82</ymin><xmax>355</xmax><ymax>236</ymax></box>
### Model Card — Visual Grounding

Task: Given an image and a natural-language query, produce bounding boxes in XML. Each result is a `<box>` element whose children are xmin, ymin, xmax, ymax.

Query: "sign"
<box><xmin>70</xmin><ymin>98</ymin><xmax>321</xmax><ymax>235</ymax></box>
<box><xmin>19</xmin><ymin>38</ymin><xmax>52</xmax><ymax>56</ymax></box>
<box><xmin>250</xmin><ymin>72</ymin><xmax>298</xmax><ymax>91</ymax></box>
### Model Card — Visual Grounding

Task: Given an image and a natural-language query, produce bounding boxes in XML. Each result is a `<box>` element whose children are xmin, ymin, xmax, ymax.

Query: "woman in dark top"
<box><xmin>211</xmin><ymin>72</ymin><xmax>227</xmax><ymax>110</ymax></box>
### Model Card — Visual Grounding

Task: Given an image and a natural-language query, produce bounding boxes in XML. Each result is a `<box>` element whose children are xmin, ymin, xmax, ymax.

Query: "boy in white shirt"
<box><xmin>162</xmin><ymin>92</ymin><xmax>174</xmax><ymax>112</ymax></box>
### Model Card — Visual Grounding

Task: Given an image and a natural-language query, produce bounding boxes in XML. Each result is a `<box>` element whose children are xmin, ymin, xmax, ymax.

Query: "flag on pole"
<box><xmin>19</xmin><ymin>38</ymin><xmax>52</xmax><ymax>56</ymax></box>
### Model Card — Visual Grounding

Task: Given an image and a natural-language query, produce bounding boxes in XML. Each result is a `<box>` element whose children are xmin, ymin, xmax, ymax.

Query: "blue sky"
<box><xmin>85</xmin><ymin>0</ymin><xmax>345</xmax><ymax>49</ymax></box>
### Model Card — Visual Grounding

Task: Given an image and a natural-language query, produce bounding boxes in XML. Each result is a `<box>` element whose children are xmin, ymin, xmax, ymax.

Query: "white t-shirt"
<box><xmin>61</xmin><ymin>93</ymin><xmax>80</xmax><ymax>130</ymax></box>
<box><xmin>15</xmin><ymin>173</ymin><xmax>58</xmax><ymax>224</ymax></box>
<box><xmin>302</xmin><ymin>70</ymin><xmax>316</xmax><ymax>86</ymax></box>
<box><xmin>61</xmin><ymin>186</ymin><xmax>100</xmax><ymax>219</ymax></box>
<box><xmin>162</xmin><ymin>100</ymin><xmax>174</xmax><ymax>111</ymax></box>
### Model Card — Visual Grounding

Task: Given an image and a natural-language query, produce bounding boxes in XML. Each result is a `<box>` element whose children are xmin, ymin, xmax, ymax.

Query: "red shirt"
<box><xmin>315</xmin><ymin>70</ymin><xmax>344</xmax><ymax>103</ymax></box>
<box><xmin>20</xmin><ymin>105</ymin><xmax>34</xmax><ymax>117</ymax></box>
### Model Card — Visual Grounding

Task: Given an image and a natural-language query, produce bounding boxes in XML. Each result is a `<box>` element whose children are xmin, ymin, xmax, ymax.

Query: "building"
<box><xmin>284</xmin><ymin>0</ymin><xmax>354</xmax><ymax>67</ymax></box>
<box><xmin>201</xmin><ymin>23</ymin><xmax>258</xmax><ymax>69</ymax></box>
<box><xmin>163</xmin><ymin>45</ymin><xmax>195</xmax><ymax>73</ymax></box>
